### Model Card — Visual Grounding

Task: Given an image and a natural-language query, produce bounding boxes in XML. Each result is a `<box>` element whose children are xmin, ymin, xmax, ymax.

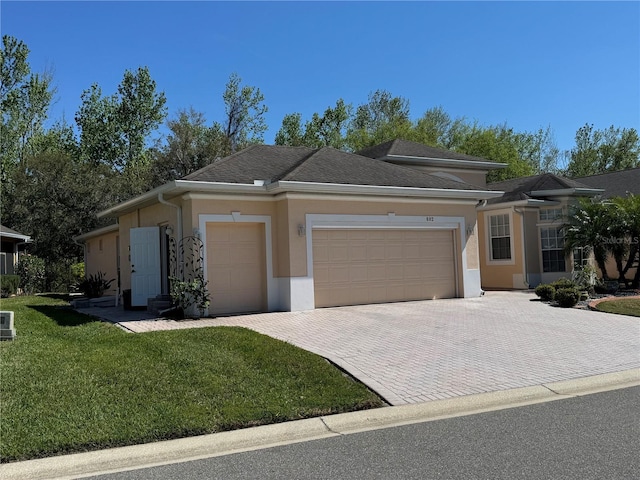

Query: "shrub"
<box><xmin>16</xmin><ymin>254</ymin><xmax>46</xmax><ymax>295</ymax></box>
<box><xmin>78</xmin><ymin>272</ymin><xmax>114</xmax><ymax>298</ymax></box>
<box><xmin>551</xmin><ymin>278</ymin><xmax>576</xmax><ymax>290</ymax></box>
<box><xmin>170</xmin><ymin>275</ymin><xmax>210</xmax><ymax>318</ymax></box>
<box><xmin>0</xmin><ymin>274</ymin><xmax>20</xmax><ymax>297</ymax></box>
<box><xmin>555</xmin><ymin>287</ymin><xmax>580</xmax><ymax>308</ymax></box>
<box><xmin>535</xmin><ymin>284</ymin><xmax>555</xmax><ymax>301</ymax></box>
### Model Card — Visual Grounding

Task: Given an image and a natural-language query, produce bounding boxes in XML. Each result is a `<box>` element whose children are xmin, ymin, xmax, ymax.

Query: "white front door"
<box><xmin>130</xmin><ymin>227</ymin><xmax>161</xmax><ymax>307</ymax></box>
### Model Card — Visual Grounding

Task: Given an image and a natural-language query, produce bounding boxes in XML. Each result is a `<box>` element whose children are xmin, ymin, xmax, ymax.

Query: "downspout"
<box><xmin>514</xmin><ymin>207</ymin><xmax>530</xmax><ymax>288</ymax></box>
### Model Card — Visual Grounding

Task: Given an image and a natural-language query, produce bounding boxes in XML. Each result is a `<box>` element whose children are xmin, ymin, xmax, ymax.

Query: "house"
<box><xmin>477</xmin><ymin>174</ymin><xmax>603</xmax><ymax>290</ymax></box>
<box><xmin>72</xmin><ymin>224</ymin><xmax>120</xmax><ymax>297</ymax></box>
<box><xmin>574</xmin><ymin>167</ymin><xmax>640</xmax><ymax>281</ymax></box>
<box><xmin>78</xmin><ymin>141</ymin><xmax>504</xmax><ymax>315</ymax></box>
<box><xmin>0</xmin><ymin>225</ymin><xmax>31</xmax><ymax>275</ymax></box>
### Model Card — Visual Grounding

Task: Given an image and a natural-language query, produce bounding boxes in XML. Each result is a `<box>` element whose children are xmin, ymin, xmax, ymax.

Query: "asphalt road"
<box><xmin>88</xmin><ymin>386</ymin><xmax>639</xmax><ymax>480</ymax></box>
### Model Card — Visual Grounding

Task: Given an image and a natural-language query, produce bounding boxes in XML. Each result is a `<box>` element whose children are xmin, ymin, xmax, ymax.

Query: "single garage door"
<box><xmin>206</xmin><ymin>223</ymin><xmax>267</xmax><ymax>315</ymax></box>
<box><xmin>313</xmin><ymin>229</ymin><xmax>456</xmax><ymax>308</ymax></box>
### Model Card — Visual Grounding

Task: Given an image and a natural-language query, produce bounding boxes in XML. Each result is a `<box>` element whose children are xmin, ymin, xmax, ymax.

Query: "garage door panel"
<box><xmin>207</xmin><ymin>223</ymin><xmax>266</xmax><ymax>316</ymax></box>
<box><xmin>313</xmin><ymin>228</ymin><xmax>456</xmax><ymax>308</ymax></box>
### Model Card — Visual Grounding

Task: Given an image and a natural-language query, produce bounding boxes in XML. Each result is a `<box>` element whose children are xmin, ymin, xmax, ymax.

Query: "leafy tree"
<box><xmin>75</xmin><ymin>66</ymin><xmax>167</xmax><ymax>200</ymax></box>
<box><xmin>346</xmin><ymin>90</ymin><xmax>412</xmax><ymax>150</ymax></box>
<box><xmin>458</xmin><ymin>125</ymin><xmax>535</xmax><ymax>182</ymax></box>
<box><xmin>515</xmin><ymin>126</ymin><xmax>561</xmax><ymax>174</ymax></box>
<box><xmin>274</xmin><ymin>112</ymin><xmax>305</xmax><ymax>146</ymax></box>
<box><xmin>565</xmin><ymin>124</ymin><xmax>640</xmax><ymax>177</ymax></box>
<box><xmin>610</xmin><ymin>195</ymin><xmax>640</xmax><ymax>287</ymax></box>
<box><xmin>410</xmin><ymin>106</ymin><xmax>471</xmax><ymax>150</ymax></box>
<box><xmin>1</xmin><ymin>36</ymin><xmax>55</xmax><ymax>226</ymax></box>
<box><xmin>150</xmin><ymin>107</ymin><xmax>228</xmax><ymax>184</ymax></box>
<box><xmin>222</xmin><ymin>73</ymin><xmax>267</xmax><ymax>152</ymax></box>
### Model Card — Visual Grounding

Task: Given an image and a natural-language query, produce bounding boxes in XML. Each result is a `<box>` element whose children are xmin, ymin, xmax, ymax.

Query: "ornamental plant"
<box><xmin>169</xmin><ymin>275</ymin><xmax>210</xmax><ymax>319</ymax></box>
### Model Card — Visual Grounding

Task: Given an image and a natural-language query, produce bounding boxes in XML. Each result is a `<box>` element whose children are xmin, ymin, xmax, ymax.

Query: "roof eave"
<box><xmin>72</xmin><ymin>223</ymin><xmax>120</xmax><ymax>242</ymax></box>
<box><xmin>269</xmin><ymin>181</ymin><xmax>503</xmax><ymax>200</ymax></box>
<box><xmin>529</xmin><ymin>187</ymin><xmax>604</xmax><ymax>197</ymax></box>
<box><xmin>0</xmin><ymin>232</ymin><xmax>31</xmax><ymax>242</ymax></box>
<box><xmin>477</xmin><ymin>198</ymin><xmax>560</xmax><ymax>211</ymax></box>
<box><xmin>383</xmin><ymin>154</ymin><xmax>508</xmax><ymax>170</ymax></box>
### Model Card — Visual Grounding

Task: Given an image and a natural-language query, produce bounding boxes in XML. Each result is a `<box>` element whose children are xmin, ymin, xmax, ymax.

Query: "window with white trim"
<box><xmin>541</xmin><ymin>226</ymin><xmax>566</xmax><ymax>272</ymax></box>
<box><xmin>489</xmin><ymin>214</ymin><xmax>511</xmax><ymax>261</ymax></box>
<box><xmin>573</xmin><ymin>247</ymin><xmax>588</xmax><ymax>269</ymax></box>
<box><xmin>539</xmin><ymin>208</ymin><xmax>563</xmax><ymax>222</ymax></box>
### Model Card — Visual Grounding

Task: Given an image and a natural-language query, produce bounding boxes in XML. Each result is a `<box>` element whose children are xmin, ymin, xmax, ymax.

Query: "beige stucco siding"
<box><xmin>478</xmin><ymin>207</ymin><xmax>526</xmax><ymax>289</ymax></box>
<box><xmin>84</xmin><ymin>230</ymin><xmax>119</xmax><ymax>296</ymax></box>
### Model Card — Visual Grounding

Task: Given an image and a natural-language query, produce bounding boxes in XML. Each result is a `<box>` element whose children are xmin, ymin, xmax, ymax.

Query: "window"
<box><xmin>541</xmin><ymin>227</ymin><xmax>566</xmax><ymax>272</ymax></box>
<box><xmin>539</xmin><ymin>208</ymin><xmax>563</xmax><ymax>222</ymax></box>
<box><xmin>573</xmin><ymin>247</ymin><xmax>588</xmax><ymax>269</ymax></box>
<box><xmin>99</xmin><ymin>239</ymin><xmax>103</xmax><ymax>252</ymax></box>
<box><xmin>489</xmin><ymin>214</ymin><xmax>511</xmax><ymax>260</ymax></box>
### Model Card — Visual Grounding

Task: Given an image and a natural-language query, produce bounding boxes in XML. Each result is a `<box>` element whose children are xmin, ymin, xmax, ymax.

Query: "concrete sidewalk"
<box><xmin>85</xmin><ymin>291</ymin><xmax>640</xmax><ymax>406</ymax></box>
<box><xmin>2</xmin><ymin>370</ymin><xmax>638</xmax><ymax>480</ymax></box>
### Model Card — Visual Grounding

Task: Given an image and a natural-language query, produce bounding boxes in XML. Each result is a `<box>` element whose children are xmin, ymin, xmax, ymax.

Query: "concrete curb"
<box><xmin>2</xmin><ymin>369</ymin><xmax>638</xmax><ymax>480</ymax></box>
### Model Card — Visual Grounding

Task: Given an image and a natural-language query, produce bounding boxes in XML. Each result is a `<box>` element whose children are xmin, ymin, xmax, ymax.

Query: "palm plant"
<box><xmin>563</xmin><ymin>197</ymin><xmax>614</xmax><ymax>280</ymax></box>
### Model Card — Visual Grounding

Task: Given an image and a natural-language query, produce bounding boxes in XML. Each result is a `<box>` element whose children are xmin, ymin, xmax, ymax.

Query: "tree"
<box><xmin>1</xmin><ymin>36</ymin><xmax>55</xmax><ymax>225</ymax></box>
<box><xmin>75</xmin><ymin>66</ymin><xmax>167</xmax><ymax>200</ymax></box>
<box><xmin>222</xmin><ymin>73</ymin><xmax>267</xmax><ymax>152</ymax></box>
<box><xmin>565</xmin><ymin>124</ymin><xmax>640</xmax><ymax>177</ymax></box>
<box><xmin>346</xmin><ymin>90</ymin><xmax>412</xmax><ymax>150</ymax></box>
<box><xmin>275</xmin><ymin>100</ymin><xmax>351</xmax><ymax>149</ymax></box>
<box><xmin>458</xmin><ymin>125</ymin><xmax>535</xmax><ymax>182</ymax></box>
<box><xmin>274</xmin><ymin>113</ymin><xmax>304</xmax><ymax>146</ymax></box>
<box><xmin>563</xmin><ymin>197</ymin><xmax>616</xmax><ymax>281</ymax></box>
<box><xmin>150</xmin><ymin>108</ymin><xmax>228</xmax><ymax>184</ymax></box>
<box><xmin>515</xmin><ymin>126</ymin><xmax>561</xmax><ymax>174</ymax></box>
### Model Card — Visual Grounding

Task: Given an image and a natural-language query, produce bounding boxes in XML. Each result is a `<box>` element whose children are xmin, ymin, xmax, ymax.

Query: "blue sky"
<box><xmin>2</xmin><ymin>1</ymin><xmax>639</xmax><ymax>155</ymax></box>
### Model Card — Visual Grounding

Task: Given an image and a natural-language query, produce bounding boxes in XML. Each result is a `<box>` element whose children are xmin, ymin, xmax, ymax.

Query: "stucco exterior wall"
<box><xmin>84</xmin><ymin>230</ymin><xmax>119</xmax><ymax>296</ymax></box>
<box><xmin>478</xmin><ymin>207</ymin><xmax>527</xmax><ymax>289</ymax></box>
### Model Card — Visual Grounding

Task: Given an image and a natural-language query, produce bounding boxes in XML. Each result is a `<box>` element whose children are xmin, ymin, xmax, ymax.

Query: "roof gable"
<box><xmin>486</xmin><ymin>173</ymin><xmax>601</xmax><ymax>204</ymax></box>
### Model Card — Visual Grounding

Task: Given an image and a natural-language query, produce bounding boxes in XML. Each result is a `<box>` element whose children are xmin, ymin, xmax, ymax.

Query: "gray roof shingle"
<box><xmin>357</xmin><ymin>138</ymin><xmax>495</xmax><ymax>163</ymax></box>
<box><xmin>183</xmin><ymin>144</ymin><xmax>486</xmax><ymax>191</ymax></box>
<box><xmin>574</xmin><ymin>168</ymin><xmax>640</xmax><ymax>198</ymax></box>
<box><xmin>486</xmin><ymin>173</ymin><xmax>599</xmax><ymax>204</ymax></box>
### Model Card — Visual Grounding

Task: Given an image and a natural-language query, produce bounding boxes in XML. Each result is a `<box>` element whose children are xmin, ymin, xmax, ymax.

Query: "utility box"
<box><xmin>0</xmin><ymin>311</ymin><xmax>16</xmax><ymax>340</ymax></box>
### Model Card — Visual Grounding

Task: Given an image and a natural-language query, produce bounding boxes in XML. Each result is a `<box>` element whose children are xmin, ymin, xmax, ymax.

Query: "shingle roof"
<box><xmin>486</xmin><ymin>173</ymin><xmax>598</xmax><ymax>204</ymax></box>
<box><xmin>574</xmin><ymin>168</ymin><xmax>640</xmax><ymax>199</ymax></box>
<box><xmin>356</xmin><ymin>138</ymin><xmax>495</xmax><ymax>163</ymax></box>
<box><xmin>183</xmin><ymin>144</ymin><xmax>486</xmax><ymax>191</ymax></box>
<box><xmin>0</xmin><ymin>225</ymin><xmax>26</xmax><ymax>236</ymax></box>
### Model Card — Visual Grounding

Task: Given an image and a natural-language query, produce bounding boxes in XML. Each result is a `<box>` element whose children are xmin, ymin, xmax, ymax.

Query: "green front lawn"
<box><xmin>0</xmin><ymin>296</ymin><xmax>383</xmax><ymax>462</ymax></box>
<box><xmin>595</xmin><ymin>298</ymin><xmax>640</xmax><ymax>317</ymax></box>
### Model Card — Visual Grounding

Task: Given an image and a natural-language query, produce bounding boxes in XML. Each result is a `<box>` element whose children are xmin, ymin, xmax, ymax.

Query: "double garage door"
<box><xmin>313</xmin><ymin>229</ymin><xmax>457</xmax><ymax>308</ymax></box>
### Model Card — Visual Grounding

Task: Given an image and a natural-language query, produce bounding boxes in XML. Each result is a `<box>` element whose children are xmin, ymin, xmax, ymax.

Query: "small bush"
<box><xmin>78</xmin><ymin>272</ymin><xmax>114</xmax><ymax>298</ymax></box>
<box><xmin>535</xmin><ymin>284</ymin><xmax>556</xmax><ymax>301</ymax></box>
<box><xmin>555</xmin><ymin>287</ymin><xmax>580</xmax><ymax>308</ymax></box>
<box><xmin>0</xmin><ymin>274</ymin><xmax>20</xmax><ymax>297</ymax></box>
<box><xmin>16</xmin><ymin>254</ymin><xmax>46</xmax><ymax>294</ymax></box>
<box><xmin>551</xmin><ymin>278</ymin><xmax>576</xmax><ymax>290</ymax></box>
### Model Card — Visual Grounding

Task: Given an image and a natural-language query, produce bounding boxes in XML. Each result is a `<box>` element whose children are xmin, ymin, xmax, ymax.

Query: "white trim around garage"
<box><xmin>285</xmin><ymin>213</ymin><xmax>479</xmax><ymax>312</ymax></box>
<box><xmin>199</xmin><ymin>213</ymin><xmax>278</xmax><ymax>314</ymax></box>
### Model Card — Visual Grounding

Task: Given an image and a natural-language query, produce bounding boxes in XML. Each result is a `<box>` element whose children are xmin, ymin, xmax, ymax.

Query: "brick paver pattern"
<box><xmin>108</xmin><ymin>291</ymin><xmax>640</xmax><ymax>406</ymax></box>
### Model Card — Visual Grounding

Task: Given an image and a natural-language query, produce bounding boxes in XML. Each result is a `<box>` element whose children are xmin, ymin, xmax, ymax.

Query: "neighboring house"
<box><xmin>574</xmin><ymin>167</ymin><xmax>640</xmax><ymax>281</ymax></box>
<box><xmin>478</xmin><ymin>174</ymin><xmax>603</xmax><ymax>290</ymax></box>
<box><xmin>80</xmin><ymin>141</ymin><xmax>504</xmax><ymax>315</ymax></box>
<box><xmin>0</xmin><ymin>225</ymin><xmax>31</xmax><ymax>275</ymax></box>
<box><xmin>72</xmin><ymin>224</ymin><xmax>120</xmax><ymax>297</ymax></box>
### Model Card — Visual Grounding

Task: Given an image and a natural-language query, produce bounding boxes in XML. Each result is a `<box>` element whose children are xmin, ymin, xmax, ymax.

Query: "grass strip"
<box><xmin>594</xmin><ymin>298</ymin><xmax>640</xmax><ymax>317</ymax></box>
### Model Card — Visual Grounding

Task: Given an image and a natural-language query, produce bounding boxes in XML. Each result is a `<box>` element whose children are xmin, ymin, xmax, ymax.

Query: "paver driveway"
<box><xmin>115</xmin><ymin>291</ymin><xmax>640</xmax><ymax>405</ymax></box>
